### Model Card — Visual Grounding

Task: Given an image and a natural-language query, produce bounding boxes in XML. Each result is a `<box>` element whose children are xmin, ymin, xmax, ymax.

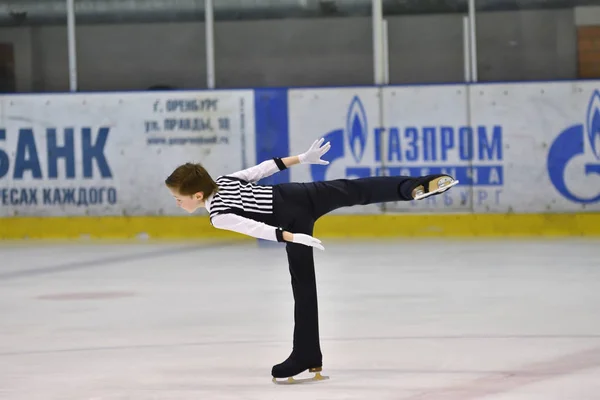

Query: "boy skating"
<box><xmin>165</xmin><ymin>138</ymin><xmax>458</xmax><ymax>383</ymax></box>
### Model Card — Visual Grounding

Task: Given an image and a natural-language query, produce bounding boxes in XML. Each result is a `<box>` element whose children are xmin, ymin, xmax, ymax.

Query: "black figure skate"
<box><xmin>271</xmin><ymin>353</ymin><xmax>329</xmax><ymax>385</ymax></box>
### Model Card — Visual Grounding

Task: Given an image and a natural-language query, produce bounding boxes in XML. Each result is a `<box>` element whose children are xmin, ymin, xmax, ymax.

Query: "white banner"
<box><xmin>288</xmin><ymin>82</ymin><xmax>600</xmax><ymax>214</ymax></box>
<box><xmin>0</xmin><ymin>90</ymin><xmax>255</xmax><ymax>216</ymax></box>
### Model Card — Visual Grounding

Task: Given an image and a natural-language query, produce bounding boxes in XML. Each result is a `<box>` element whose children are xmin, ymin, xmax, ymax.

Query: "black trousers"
<box><xmin>272</xmin><ymin>175</ymin><xmax>422</xmax><ymax>363</ymax></box>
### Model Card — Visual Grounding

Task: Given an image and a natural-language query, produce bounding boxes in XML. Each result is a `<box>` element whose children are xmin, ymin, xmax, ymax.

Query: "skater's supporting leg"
<box><xmin>287</xmin><ymin>241</ymin><xmax>322</xmax><ymax>360</ymax></box>
<box><xmin>271</xmin><ymin>221</ymin><xmax>323</xmax><ymax>379</ymax></box>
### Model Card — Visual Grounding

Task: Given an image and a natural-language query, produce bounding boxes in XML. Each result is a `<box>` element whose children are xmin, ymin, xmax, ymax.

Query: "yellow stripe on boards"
<box><xmin>1</xmin><ymin>213</ymin><xmax>599</xmax><ymax>240</ymax></box>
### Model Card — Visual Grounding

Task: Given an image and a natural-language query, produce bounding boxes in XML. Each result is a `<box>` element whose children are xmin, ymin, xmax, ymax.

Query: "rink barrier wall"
<box><xmin>1</xmin><ymin>213</ymin><xmax>600</xmax><ymax>240</ymax></box>
<box><xmin>2</xmin><ymin>81</ymin><xmax>600</xmax><ymax>239</ymax></box>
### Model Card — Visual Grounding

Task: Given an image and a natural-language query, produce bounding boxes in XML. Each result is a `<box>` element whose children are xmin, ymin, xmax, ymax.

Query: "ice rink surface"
<box><xmin>1</xmin><ymin>238</ymin><xmax>600</xmax><ymax>400</ymax></box>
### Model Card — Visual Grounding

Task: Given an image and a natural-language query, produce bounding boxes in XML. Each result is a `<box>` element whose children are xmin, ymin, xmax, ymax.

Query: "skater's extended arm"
<box><xmin>227</xmin><ymin>138</ymin><xmax>331</xmax><ymax>183</ymax></box>
<box><xmin>211</xmin><ymin>213</ymin><xmax>324</xmax><ymax>250</ymax></box>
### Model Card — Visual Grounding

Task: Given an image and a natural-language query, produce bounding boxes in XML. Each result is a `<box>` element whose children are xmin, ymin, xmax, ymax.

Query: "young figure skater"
<box><xmin>165</xmin><ymin>138</ymin><xmax>458</xmax><ymax>383</ymax></box>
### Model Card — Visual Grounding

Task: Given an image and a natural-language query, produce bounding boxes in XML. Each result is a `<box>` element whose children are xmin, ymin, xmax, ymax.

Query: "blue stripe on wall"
<box><xmin>254</xmin><ymin>88</ymin><xmax>290</xmax><ymax>185</ymax></box>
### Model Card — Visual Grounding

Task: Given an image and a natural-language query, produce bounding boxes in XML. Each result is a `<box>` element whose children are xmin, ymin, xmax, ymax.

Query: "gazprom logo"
<box><xmin>346</xmin><ymin>96</ymin><xmax>368</xmax><ymax>163</ymax></box>
<box><xmin>311</xmin><ymin>94</ymin><xmax>504</xmax><ymax>188</ymax></box>
<box><xmin>548</xmin><ymin>90</ymin><xmax>600</xmax><ymax>203</ymax></box>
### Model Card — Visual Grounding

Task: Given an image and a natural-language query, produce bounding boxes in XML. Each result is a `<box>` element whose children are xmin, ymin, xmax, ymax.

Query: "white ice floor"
<box><xmin>1</xmin><ymin>238</ymin><xmax>600</xmax><ymax>400</ymax></box>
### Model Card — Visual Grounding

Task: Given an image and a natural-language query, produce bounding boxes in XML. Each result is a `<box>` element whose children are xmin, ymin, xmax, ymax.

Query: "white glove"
<box><xmin>291</xmin><ymin>233</ymin><xmax>325</xmax><ymax>251</ymax></box>
<box><xmin>298</xmin><ymin>138</ymin><xmax>331</xmax><ymax>165</ymax></box>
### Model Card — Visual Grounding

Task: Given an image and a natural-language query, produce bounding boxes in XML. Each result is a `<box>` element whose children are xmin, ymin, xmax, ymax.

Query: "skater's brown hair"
<box><xmin>165</xmin><ymin>163</ymin><xmax>219</xmax><ymax>198</ymax></box>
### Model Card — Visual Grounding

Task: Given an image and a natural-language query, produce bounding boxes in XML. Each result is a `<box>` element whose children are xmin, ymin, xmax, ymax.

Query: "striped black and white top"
<box><xmin>205</xmin><ymin>158</ymin><xmax>286</xmax><ymax>242</ymax></box>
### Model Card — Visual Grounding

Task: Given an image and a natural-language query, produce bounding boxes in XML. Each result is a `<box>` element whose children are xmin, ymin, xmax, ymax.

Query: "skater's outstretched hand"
<box><xmin>291</xmin><ymin>233</ymin><xmax>325</xmax><ymax>251</ymax></box>
<box><xmin>299</xmin><ymin>138</ymin><xmax>331</xmax><ymax>165</ymax></box>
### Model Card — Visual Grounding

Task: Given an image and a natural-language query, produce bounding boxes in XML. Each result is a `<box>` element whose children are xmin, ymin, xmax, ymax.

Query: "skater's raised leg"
<box><xmin>305</xmin><ymin>174</ymin><xmax>457</xmax><ymax>219</ymax></box>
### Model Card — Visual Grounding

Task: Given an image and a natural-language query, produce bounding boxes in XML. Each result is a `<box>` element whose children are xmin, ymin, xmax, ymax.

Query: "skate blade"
<box><xmin>272</xmin><ymin>371</ymin><xmax>330</xmax><ymax>385</ymax></box>
<box><xmin>414</xmin><ymin>178</ymin><xmax>459</xmax><ymax>200</ymax></box>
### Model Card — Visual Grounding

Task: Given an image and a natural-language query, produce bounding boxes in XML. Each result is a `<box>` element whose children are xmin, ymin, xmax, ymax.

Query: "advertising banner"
<box><xmin>288</xmin><ymin>82</ymin><xmax>600</xmax><ymax>214</ymax></box>
<box><xmin>0</xmin><ymin>90</ymin><xmax>255</xmax><ymax>217</ymax></box>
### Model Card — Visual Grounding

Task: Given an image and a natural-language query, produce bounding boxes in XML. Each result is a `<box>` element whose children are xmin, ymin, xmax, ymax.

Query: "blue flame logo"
<box><xmin>547</xmin><ymin>90</ymin><xmax>600</xmax><ymax>204</ymax></box>
<box><xmin>346</xmin><ymin>96</ymin><xmax>368</xmax><ymax>163</ymax></box>
<box><xmin>586</xmin><ymin>90</ymin><xmax>600</xmax><ymax>159</ymax></box>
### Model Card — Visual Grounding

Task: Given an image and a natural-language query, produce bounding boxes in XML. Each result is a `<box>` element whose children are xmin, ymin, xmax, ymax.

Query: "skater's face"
<box><xmin>169</xmin><ymin>187</ymin><xmax>204</xmax><ymax>213</ymax></box>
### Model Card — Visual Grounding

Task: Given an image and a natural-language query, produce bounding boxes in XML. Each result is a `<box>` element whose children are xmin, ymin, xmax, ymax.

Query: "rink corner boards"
<box><xmin>1</xmin><ymin>213</ymin><xmax>600</xmax><ymax>240</ymax></box>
